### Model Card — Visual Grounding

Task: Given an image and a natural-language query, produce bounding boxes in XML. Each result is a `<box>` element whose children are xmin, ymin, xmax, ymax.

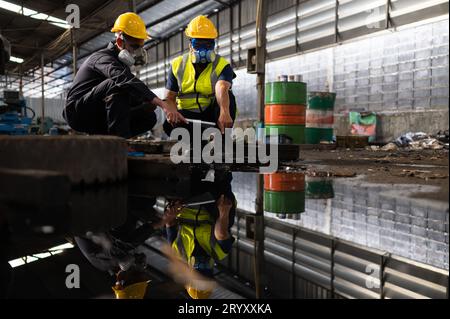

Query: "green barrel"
<box><xmin>264</xmin><ymin>190</ymin><xmax>305</xmax><ymax>214</ymax></box>
<box><xmin>305</xmin><ymin>128</ymin><xmax>334</xmax><ymax>145</ymax></box>
<box><xmin>265</xmin><ymin>125</ymin><xmax>305</xmax><ymax>144</ymax></box>
<box><xmin>305</xmin><ymin>92</ymin><xmax>336</xmax><ymax>144</ymax></box>
<box><xmin>265</xmin><ymin>82</ymin><xmax>307</xmax><ymax>105</ymax></box>
<box><xmin>306</xmin><ymin>177</ymin><xmax>335</xmax><ymax>199</ymax></box>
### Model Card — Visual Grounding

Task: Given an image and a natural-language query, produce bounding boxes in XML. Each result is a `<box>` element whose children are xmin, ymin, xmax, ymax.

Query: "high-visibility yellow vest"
<box><xmin>171</xmin><ymin>53</ymin><xmax>230</xmax><ymax>112</ymax></box>
<box><xmin>172</xmin><ymin>207</ymin><xmax>228</xmax><ymax>264</ymax></box>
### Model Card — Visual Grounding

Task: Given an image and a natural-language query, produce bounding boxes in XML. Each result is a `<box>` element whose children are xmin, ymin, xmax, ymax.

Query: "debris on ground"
<box><xmin>436</xmin><ymin>130</ymin><xmax>449</xmax><ymax>144</ymax></box>
<box><xmin>381</xmin><ymin>143</ymin><xmax>398</xmax><ymax>151</ymax></box>
<box><xmin>394</xmin><ymin>169</ymin><xmax>448</xmax><ymax>180</ymax></box>
<box><xmin>365</xmin><ymin>131</ymin><xmax>449</xmax><ymax>152</ymax></box>
<box><xmin>395</xmin><ymin>132</ymin><xmax>428</xmax><ymax>146</ymax></box>
<box><xmin>409</xmin><ymin>138</ymin><xmax>444</xmax><ymax>150</ymax></box>
<box><xmin>332</xmin><ymin>171</ymin><xmax>357</xmax><ymax>178</ymax></box>
<box><xmin>306</xmin><ymin>169</ymin><xmax>356</xmax><ymax>178</ymax></box>
<box><xmin>394</xmin><ymin>132</ymin><xmax>447</xmax><ymax>150</ymax></box>
<box><xmin>365</xmin><ymin>145</ymin><xmax>380</xmax><ymax>151</ymax></box>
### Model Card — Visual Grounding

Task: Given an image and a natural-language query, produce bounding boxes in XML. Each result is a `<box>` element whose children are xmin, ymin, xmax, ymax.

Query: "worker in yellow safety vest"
<box><xmin>163</xmin><ymin>15</ymin><xmax>237</xmax><ymax>136</ymax></box>
<box><xmin>163</xmin><ymin>193</ymin><xmax>236</xmax><ymax>299</ymax></box>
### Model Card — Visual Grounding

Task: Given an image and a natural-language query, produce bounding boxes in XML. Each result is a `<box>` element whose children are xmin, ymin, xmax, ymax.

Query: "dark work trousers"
<box><xmin>64</xmin><ymin>79</ymin><xmax>157</xmax><ymax>138</ymax></box>
<box><xmin>163</xmin><ymin>90</ymin><xmax>237</xmax><ymax>138</ymax></box>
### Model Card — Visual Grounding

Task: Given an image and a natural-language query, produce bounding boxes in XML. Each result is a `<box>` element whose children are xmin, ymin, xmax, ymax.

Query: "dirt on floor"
<box><xmin>298</xmin><ymin>148</ymin><xmax>449</xmax><ymax>202</ymax></box>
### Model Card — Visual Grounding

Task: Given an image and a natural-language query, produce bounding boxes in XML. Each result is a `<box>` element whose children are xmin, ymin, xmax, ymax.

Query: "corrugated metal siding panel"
<box><xmin>240</xmin><ymin>0</ymin><xmax>257</xmax><ymax>25</ymax></box>
<box><xmin>25</xmin><ymin>97</ymin><xmax>66</xmax><ymax>123</ymax></box>
<box><xmin>16</xmin><ymin>0</ymin><xmax>449</xmax><ymax>98</ymax></box>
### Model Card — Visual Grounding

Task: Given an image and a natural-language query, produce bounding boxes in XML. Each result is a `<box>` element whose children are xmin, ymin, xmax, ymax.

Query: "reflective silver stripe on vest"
<box><xmin>177</xmin><ymin>53</ymin><xmax>189</xmax><ymax>94</ymax></box>
<box><xmin>210</xmin><ymin>56</ymin><xmax>220</xmax><ymax>90</ymax></box>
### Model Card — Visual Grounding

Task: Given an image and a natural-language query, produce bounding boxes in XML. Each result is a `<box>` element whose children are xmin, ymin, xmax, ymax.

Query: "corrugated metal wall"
<box><xmin>138</xmin><ymin>0</ymin><xmax>449</xmax><ymax>121</ymax></box>
<box><xmin>227</xmin><ymin>213</ymin><xmax>449</xmax><ymax>299</ymax></box>
<box><xmin>10</xmin><ymin>0</ymin><xmax>448</xmax><ymax>125</ymax></box>
<box><xmin>25</xmin><ymin>97</ymin><xmax>66</xmax><ymax>123</ymax></box>
<box><xmin>231</xmin><ymin>18</ymin><xmax>450</xmax><ymax>119</ymax></box>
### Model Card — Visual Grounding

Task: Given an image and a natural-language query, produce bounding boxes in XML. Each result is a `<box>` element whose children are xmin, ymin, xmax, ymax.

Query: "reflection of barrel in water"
<box><xmin>305</xmin><ymin>176</ymin><xmax>335</xmax><ymax>200</ymax></box>
<box><xmin>264</xmin><ymin>172</ymin><xmax>305</xmax><ymax>218</ymax></box>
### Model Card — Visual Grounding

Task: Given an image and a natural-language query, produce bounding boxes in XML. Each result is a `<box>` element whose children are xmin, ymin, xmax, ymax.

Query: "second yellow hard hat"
<box><xmin>185</xmin><ymin>15</ymin><xmax>218</xmax><ymax>39</ymax></box>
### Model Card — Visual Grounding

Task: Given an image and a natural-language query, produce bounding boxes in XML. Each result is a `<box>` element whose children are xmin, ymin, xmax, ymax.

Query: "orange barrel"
<box><xmin>265</xmin><ymin>104</ymin><xmax>306</xmax><ymax>125</ymax></box>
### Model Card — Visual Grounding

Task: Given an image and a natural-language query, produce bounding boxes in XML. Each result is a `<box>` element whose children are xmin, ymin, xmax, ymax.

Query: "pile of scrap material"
<box><xmin>367</xmin><ymin>131</ymin><xmax>449</xmax><ymax>151</ymax></box>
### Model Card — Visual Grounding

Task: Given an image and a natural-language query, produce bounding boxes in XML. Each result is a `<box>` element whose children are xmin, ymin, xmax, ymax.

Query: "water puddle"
<box><xmin>1</xmin><ymin>167</ymin><xmax>448</xmax><ymax>299</ymax></box>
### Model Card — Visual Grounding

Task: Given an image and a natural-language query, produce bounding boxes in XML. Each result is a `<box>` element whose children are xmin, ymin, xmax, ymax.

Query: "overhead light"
<box><xmin>0</xmin><ymin>0</ymin><xmax>70</xmax><ymax>29</ymax></box>
<box><xmin>214</xmin><ymin>8</ymin><xmax>219</xmax><ymax>12</ymax></box>
<box><xmin>8</xmin><ymin>243</ymin><xmax>74</xmax><ymax>268</ymax></box>
<box><xmin>9</xmin><ymin>56</ymin><xmax>24</xmax><ymax>63</ymax></box>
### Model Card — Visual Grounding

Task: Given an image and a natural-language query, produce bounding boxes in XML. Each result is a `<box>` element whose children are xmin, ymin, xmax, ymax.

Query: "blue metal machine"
<box><xmin>0</xmin><ymin>90</ymin><xmax>34</xmax><ymax>135</ymax></box>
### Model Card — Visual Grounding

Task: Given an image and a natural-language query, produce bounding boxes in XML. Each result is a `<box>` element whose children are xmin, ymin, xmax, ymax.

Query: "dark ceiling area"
<box><xmin>0</xmin><ymin>0</ymin><xmax>155</xmax><ymax>74</ymax></box>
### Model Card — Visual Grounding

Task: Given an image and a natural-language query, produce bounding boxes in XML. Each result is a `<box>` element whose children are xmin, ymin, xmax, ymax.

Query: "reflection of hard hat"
<box><xmin>111</xmin><ymin>12</ymin><xmax>150</xmax><ymax>40</ymax></box>
<box><xmin>185</xmin><ymin>15</ymin><xmax>218</xmax><ymax>39</ymax></box>
<box><xmin>112</xmin><ymin>281</ymin><xmax>149</xmax><ymax>299</ymax></box>
<box><xmin>186</xmin><ymin>286</ymin><xmax>212</xmax><ymax>299</ymax></box>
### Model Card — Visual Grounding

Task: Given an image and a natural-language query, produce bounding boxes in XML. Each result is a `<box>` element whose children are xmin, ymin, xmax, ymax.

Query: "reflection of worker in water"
<box><xmin>162</xmin><ymin>174</ymin><xmax>236</xmax><ymax>299</ymax></box>
<box><xmin>74</xmin><ymin>211</ymin><xmax>171</xmax><ymax>299</ymax></box>
<box><xmin>75</xmin><ymin>232</ymin><xmax>149</xmax><ymax>299</ymax></box>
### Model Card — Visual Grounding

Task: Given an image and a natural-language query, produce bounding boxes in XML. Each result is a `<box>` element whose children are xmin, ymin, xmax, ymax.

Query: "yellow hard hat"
<box><xmin>186</xmin><ymin>286</ymin><xmax>212</xmax><ymax>299</ymax></box>
<box><xmin>185</xmin><ymin>15</ymin><xmax>218</xmax><ymax>39</ymax></box>
<box><xmin>111</xmin><ymin>12</ymin><xmax>150</xmax><ymax>40</ymax></box>
<box><xmin>112</xmin><ymin>281</ymin><xmax>150</xmax><ymax>299</ymax></box>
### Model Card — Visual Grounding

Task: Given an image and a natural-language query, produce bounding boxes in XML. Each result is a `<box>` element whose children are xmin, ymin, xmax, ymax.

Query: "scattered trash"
<box><xmin>381</xmin><ymin>143</ymin><xmax>398</xmax><ymax>151</ymax></box>
<box><xmin>307</xmin><ymin>171</ymin><xmax>333</xmax><ymax>178</ymax></box>
<box><xmin>395</xmin><ymin>132</ymin><xmax>428</xmax><ymax>147</ymax></box>
<box><xmin>409</xmin><ymin>139</ymin><xmax>444</xmax><ymax>150</ymax></box>
<box><xmin>395</xmin><ymin>169</ymin><xmax>448</xmax><ymax>180</ymax></box>
<box><xmin>365</xmin><ymin>145</ymin><xmax>380</xmax><ymax>151</ymax></box>
<box><xmin>374</xmin><ymin>131</ymin><xmax>450</xmax><ymax>151</ymax></box>
<box><xmin>333</xmin><ymin>171</ymin><xmax>357</xmax><ymax>178</ymax></box>
<box><xmin>435</xmin><ymin>130</ymin><xmax>449</xmax><ymax>144</ymax></box>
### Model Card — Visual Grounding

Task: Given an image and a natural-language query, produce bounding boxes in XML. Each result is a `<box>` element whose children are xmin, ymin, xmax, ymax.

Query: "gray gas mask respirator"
<box><xmin>117</xmin><ymin>35</ymin><xmax>148</xmax><ymax>67</ymax></box>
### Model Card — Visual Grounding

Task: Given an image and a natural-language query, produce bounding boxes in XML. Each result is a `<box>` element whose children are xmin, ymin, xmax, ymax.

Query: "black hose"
<box><xmin>25</xmin><ymin>107</ymin><xmax>35</xmax><ymax>120</ymax></box>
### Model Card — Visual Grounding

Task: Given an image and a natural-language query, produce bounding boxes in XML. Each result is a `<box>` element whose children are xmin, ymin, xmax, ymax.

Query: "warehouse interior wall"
<box><xmin>19</xmin><ymin>9</ymin><xmax>449</xmax><ymax>143</ymax></box>
<box><xmin>25</xmin><ymin>97</ymin><xmax>66</xmax><ymax>124</ymax></box>
<box><xmin>231</xmin><ymin>18</ymin><xmax>449</xmax><ymax>142</ymax></box>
